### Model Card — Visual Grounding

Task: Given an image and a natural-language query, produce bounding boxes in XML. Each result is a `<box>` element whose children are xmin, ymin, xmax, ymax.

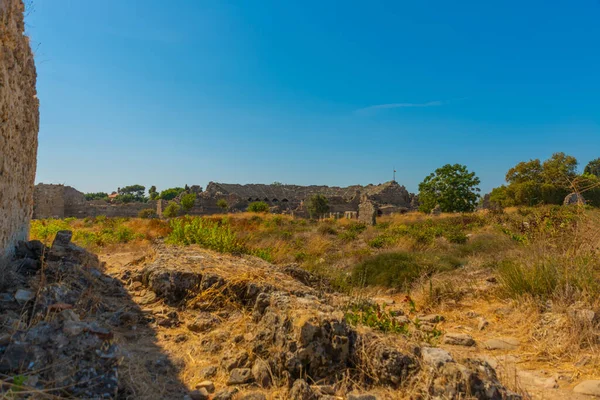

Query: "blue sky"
<box><xmin>26</xmin><ymin>0</ymin><xmax>600</xmax><ymax>194</ymax></box>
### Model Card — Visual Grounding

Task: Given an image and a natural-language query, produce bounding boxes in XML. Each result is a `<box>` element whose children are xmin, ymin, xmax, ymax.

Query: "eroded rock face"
<box><xmin>0</xmin><ymin>0</ymin><xmax>39</xmax><ymax>264</ymax></box>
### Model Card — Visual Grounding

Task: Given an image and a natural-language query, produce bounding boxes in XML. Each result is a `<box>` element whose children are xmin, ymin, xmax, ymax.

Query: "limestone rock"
<box><xmin>484</xmin><ymin>337</ymin><xmax>520</xmax><ymax>350</ymax></box>
<box><xmin>227</xmin><ymin>368</ymin><xmax>253</xmax><ymax>385</ymax></box>
<box><xmin>564</xmin><ymin>193</ymin><xmax>586</xmax><ymax>206</ymax></box>
<box><xmin>419</xmin><ymin>314</ymin><xmax>444</xmax><ymax>324</ymax></box>
<box><xmin>252</xmin><ymin>359</ymin><xmax>272</xmax><ymax>388</ymax></box>
<box><xmin>14</xmin><ymin>289</ymin><xmax>34</xmax><ymax>303</ymax></box>
<box><xmin>289</xmin><ymin>379</ymin><xmax>317</xmax><ymax>400</ymax></box>
<box><xmin>189</xmin><ymin>388</ymin><xmax>210</xmax><ymax>400</ymax></box>
<box><xmin>574</xmin><ymin>380</ymin><xmax>600</xmax><ymax>396</ymax></box>
<box><xmin>195</xmin><ymin>381</ymin><xmax>215</xmax><ymax>393</ymax></box>
<box><xmin>443</xmin><ymin>332</ymin><xmax>475</xmax><ymax>347</ymax></box>
<box><xmin>188</xmin><ymin>312</ymin><xmax>219</xmax><ymax>333</ymax></box>
<box><xmin>421</xmin><ymin>347</ymin><xmax>454</xmax><ymax>368</ymax></box>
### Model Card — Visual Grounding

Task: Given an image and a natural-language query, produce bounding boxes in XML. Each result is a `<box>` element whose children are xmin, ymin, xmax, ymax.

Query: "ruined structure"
<box><xmin>0</xmin><ymin>0</ymin><xmax>39</xmax><ymax>262</ymax></box>
<box><xmin>358</xmin><ymin>196</ymin><xmax>378</xmax><ymax>226</ymax></box>
<box><xmin>33</xmin><ymin>181</ymin><xmax>415</xmax><ymax>219</ymax></box>
<box><xmin>33</xmin><ymin>184</ymin><xmax>158</xmax><ymax>219</ymax></box>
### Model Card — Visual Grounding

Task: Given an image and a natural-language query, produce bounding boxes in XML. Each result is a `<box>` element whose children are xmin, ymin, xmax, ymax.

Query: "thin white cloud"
<box><xmin>355</xmin><ymin>100</ymin><xmax>444</xmax><ymax>115</ymax></box>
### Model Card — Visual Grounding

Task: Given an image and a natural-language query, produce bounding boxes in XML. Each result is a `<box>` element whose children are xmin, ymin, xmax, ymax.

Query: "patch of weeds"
<box><xmin>345</xmin><ymin>301</ymin><xmax>409</xmax><ymax>335</ymax></box>
<box><xmin>351</xmin><ymin>252</ymin><xmax>462</xmax><ymax>289</ymax></box>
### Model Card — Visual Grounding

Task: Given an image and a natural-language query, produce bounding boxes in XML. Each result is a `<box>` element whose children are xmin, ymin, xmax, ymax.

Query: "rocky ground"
<box><xmin>1</xmin><ymin>232</ymin><xmax>599</xmax><ymax>399</ymax></box>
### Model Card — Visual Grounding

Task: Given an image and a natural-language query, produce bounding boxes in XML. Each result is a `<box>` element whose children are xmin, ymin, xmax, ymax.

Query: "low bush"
<box><xmin>163</xmin><ymin>202</ymin><xmax>181</xmax><ymax>218</ymax></box>
<box><xmin>138</xmin><ymin>209</ymin><xmax>158</xmax><ymax>219</ymax></box>
<box><xmin>351</xmin><ymin>252</ymin><xmax>462</xmax><ymax>289</ymax></box>
<box><xmin>248</xmin><ymin>201</ymin><xmax>270</xmax><ymax>213</ymax></box>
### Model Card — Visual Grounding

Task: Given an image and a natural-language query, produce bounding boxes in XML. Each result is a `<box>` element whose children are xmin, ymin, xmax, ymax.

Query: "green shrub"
<box><xmin>248</xmin><ymin>201</ymin><xmax>270</xmax><ymax>213</ymax></box>
<box><xmin>306</xmin><ymin>194</ymin><xmax>330</xmax><ymax>218</ymax></box>
<box><xmin>368</xmin><ymin>236</ymin><xmax>387</xmax><ymax>248</ymax></box>
<box><xmin>167</xmin><ymin>217</ymin><xmax>246</xmax><ymax>253</ymax></box>
<box><xmin>163</xmin><ymin>202</ymin><xmax>181</xmax><ymax>218</ymax></box>
<box><xmin>318</xmin><ymin>225</ymin><xmax>338</xmax><ymax>235</ymax></box>
<box><xmin>498</xmin><ymin>257</ymin><xmax>598</xmax><ymax>301</ymax></box>
<box><xmin>159</xmin><ymin>187</ymin><xmax>185</xmax><ymax>201</ymax></box>
<box><xmin>216</xmin><ymin>199</ymin><xmax>228</xmax><ymax>210</ymax></box>
<box><xmin>345</xmin><ymin>301</ymin><xmax>409</xmax><ymax>335</ymax></box>
<box><xmin>138</xmin><ymin>208</ymin><xmax>157</xmax><ymax>219</ymax></box>
<box><xmin>180</xmin><ymin>193</ymin><xmax>197</xmax><ymax>212</ymax></box>
<box><xmin>351</xmin><ymin>252</ymin><xmax>462</xmax><ymax>289</ymax></box>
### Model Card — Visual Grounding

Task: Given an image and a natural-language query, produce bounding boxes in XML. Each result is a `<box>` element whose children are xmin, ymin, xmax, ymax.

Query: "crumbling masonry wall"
<box><xmin>0</xmin><ymin>0</ymin><xmax>39</xmax><ymax>263</ymax></box>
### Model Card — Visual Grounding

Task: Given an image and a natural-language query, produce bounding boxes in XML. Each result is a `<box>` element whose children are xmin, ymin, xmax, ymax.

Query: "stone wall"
<box><xmin>33</xmin><ymin>184</ymin><xmax>65</xmax><ymax>219</ymax></box>
<box><xmin>0</xmin><ymin>0</ymin><xmax>39</xmax><ymax>263</ymax></box>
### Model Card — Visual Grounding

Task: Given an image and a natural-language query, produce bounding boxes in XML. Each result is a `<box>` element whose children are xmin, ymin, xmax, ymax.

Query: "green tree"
<box><xmin>248</xmin><ymin>201</ymin><xmax>270</xmax><ymax>213</ymax></box>
<box><xmin>216</xmin><ymin>199</ymin><xmax>228</xmax><ymax>211</ymax></box>
<box><xmin>159</xmin><ymin>187</ymin><xmax>185</xmax><ymax>201</ymax></box>
<box><xmin>418</xmin><ymin>164</ymin><xmax>481</xmax><ymax>213</ymax></box>
<box><xmin>138</xmin><ymin>208</ymin><xmax>157</xmax><ymax>219</ymax></box>
<box><xmin>180</xmin><ymin>193</ymin><xmax>196</xmax><ymax>212</ymax></box>
<box><xmin>305</xmin><ymin>194</ymin><xmax>330</xmax><ymax>218</ymax></box>
<box><xmin>163</xmin><ymin>202</ymin><xmax>180</xmax><ymax>218</ymax></box>
<box><xmin>148</xmin><ymin>185</ymin><xmax>159</xmax><ymax>200</ymax></box>
<box><xmin>117</xmin><ymin>184</ymin><xmax>146</xmax><ymax>202</ymax></box>
<box><xmin>85</xmin><ymin>192</ymin><xmax>109</xmax><ymax>201</ymax></box>
<box><xmin>584</xmin><ymin>158</ymin><xmax>600</xmax><ymax>178</ymax></box>
<box><xmin>541</xmin><ymin>152</ymin><xmax>578</xmax><ymax>189</ymax></box>
<box><xmin>506</xmin><ymin>159</ymin><xmax>543</xmax><ymax>185</ymax></box>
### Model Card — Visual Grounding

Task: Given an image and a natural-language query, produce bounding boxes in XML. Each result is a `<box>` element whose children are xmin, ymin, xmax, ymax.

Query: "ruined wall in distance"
<box><xmin>0</xmin><ymin>0</ymin><xmax>39</xmax><ymax>263</ymax></box>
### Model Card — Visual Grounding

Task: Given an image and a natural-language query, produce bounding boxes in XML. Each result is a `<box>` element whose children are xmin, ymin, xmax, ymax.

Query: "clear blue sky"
<box><xmin>26</xmin><ymin>0</ymin><xmax>600</xmax><ymax>194</ymax></box>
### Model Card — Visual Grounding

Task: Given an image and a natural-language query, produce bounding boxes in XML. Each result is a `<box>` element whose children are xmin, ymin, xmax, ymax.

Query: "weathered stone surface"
<box><xmin>0</xmin><ymin>0</ymin><xmax>39</xmax><ymax>264</ymax></box>
<box><xmin>484</xmin><ymin>337</ymin><xmax>520</xmax><ymax>350</ymax></box>
<box><xmin>227</xmin><ymin>368</ymin><xmax>253</xmax><ymax>385</ymax></box>
<box><xmin>14</xmin><ymin>288</ymin><xmax>34</xmax><ymax>303</ymax></box>
<box><xmin>574</xmin><ymin>380</ymin><xmax>600</xmax><ymax>396</ymax></box>
<box><xmin>564</xmin><ymin>193</ymin><xmax>586</xmax><ymax>206</ymax></box>
<box><xmin>239</xmin><ymin>393</ymin><xmax>266</xmax><ymax>400</ymax></box>
<box><xmin>358</xmin><ymin>197</ymin><xmax>378</xmax><ymax>226</ymax></box>
<box><xmin>517</xmin><ymin>370</ymin><xmax>558</xmax><ymax>389</ymax></box>
<box><xmin>419</xmin><ymin>314</ymin><xmax>445</xmax><ymax>324</ymax></box>
<box><xmin>213</xmin><ymin>388</ymin><xmax>238</xmax><ymax>400</ymax></box>
<box><xmin>188</xmin><ymin>312</ymin><xmax>219</xmax><ymax>333</ymax></box>
<box><xmin>348</xmin><ymin>394</ymin><xmax>379</xmax><ymax>400</ymax></box>
<box><xmin>289</xmin><ymin>379</ymin><xmax>317</xmax><ymax>400</ymax></box>
<box><xmin>443</xmin><ymin>333</ymin><xmax>475</xmax><ymax>347</ymax></box>
<box><xmin>189</xmin><ymin>388</ymin><xmax>210</xmax><ymax>400</ymax></box>
<box><xmin>252</xmin><ymin>359</ymin><xmax>272</xmax><ymax>388</ymax></box>
<box><xmin>195</xmin><ymin>380</ymin><xmax>215</xmax><ymax>393</ymax></box>
<box><xmin>421</xmin><ymin>347</ymin><xmax>454</xmax><ymax>368</ymax></box>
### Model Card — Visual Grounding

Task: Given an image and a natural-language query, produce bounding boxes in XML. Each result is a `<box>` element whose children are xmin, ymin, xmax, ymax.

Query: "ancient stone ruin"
<box><xmin>33</xmin><ymin>180</ymin><xmax>417</xmax><ymax>219</ymax></box>
<box><xmin>0</xmin><ymin>0</ymin><xmax>39</xmax><ymax>263</ymax></box>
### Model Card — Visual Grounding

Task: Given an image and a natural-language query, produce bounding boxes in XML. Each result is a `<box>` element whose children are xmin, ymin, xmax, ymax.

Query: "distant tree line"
<box><xmin>85</xmin><ymin>184</ymin><xmax>194</xmax><ymax>204</ymax></box>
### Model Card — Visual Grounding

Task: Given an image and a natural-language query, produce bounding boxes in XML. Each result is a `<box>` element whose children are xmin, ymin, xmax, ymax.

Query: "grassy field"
<box><xmin>30</xmin><ymin>205</ymin><xmax>600</xmax><ymax>308</ymax></box>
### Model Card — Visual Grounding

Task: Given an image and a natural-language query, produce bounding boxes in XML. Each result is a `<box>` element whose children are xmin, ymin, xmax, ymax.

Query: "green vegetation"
<box><xmin>168</xmin><ymin>217</ymin><xmax>245</xmax><ymax>253</ymax></box>
<box><xmin>418</xmin><ymin>164</ymin><xmax>481</xmax><ymax>213</ymax></box>
<box><xmin>345</xmin><ymin>302</ymin><xmax>409</xmax><ymax>334</ymax></box>
<box><xmin>351</xmin><ymin>252</ymin><xmax>462</xmax><ymax>289</ymax></box>
<box><xmin>180</xmin><ymin>193</ymin><xmax>197</xmax><ymax>212</ymax></box>
<box><xmin>84</xmin><ymin>192</ymin><xmax>109</xmax><ymax>201</ymax></box>
<box><xmin>138</xmin><ymin>208</ymin><xmax>158</xmax><ymax>219</ymax></box>
<box><xmin>159</xmin><ymin>187</ymin><xmax>185</xmax><ymax>201</ymax></box>
<box><xmin>163</xmin><ymin>202</ymin><xmax>181</xmax><ymax>218</ymax></box>
<box><xmin>149</xmin><ymin>185</ymin><xmax>159</xmax><ymax>200</ymax></box>
<box><xmin>306</xmin><ymin>194</ymin><xmax>330</xmax><ymax>218</ymax></box>
<box><xmin>216</xmin><ymin>198</ymin><xmax>228</xmax><ymax>210</ymax></box>
<box><xmin>584</xmin><ymin>158</ymin><xmax>600</xmax><ymax>178</ymax></box>
<box><xmin>116</xmin><ymin>184</ymin><xmax>147</xmax><ymax>203</ymax></box>
<box><xmin>248</xmin><ymin>201</ymin><xmax>270</xmax><ymax>213</ymax></box>
<box><xmin>488</xmin><ymin>152</ymin><xmax>600</xmax><ymax>208</ymax></box>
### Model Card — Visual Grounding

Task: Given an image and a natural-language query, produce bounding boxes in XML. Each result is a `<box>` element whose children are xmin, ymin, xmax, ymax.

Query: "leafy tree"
<box><xmin>163</xmin><ymin>202</ymin><xmax>180</xmax><ymax>218</ymax></box>
<box><xmin>272</xmin><ymin>181</ymin><xmax>283</xmax><ymax>186</ymax></box>
<box><xmin>541</xmin><ymin>152</ymin><xmax>578</xmax><ymax>189</ymax></box>
<box><xmin>159</xmin><ymin>187</ymin><xmax>185</xmax><ymax>201</ymax></box>
<box><xmin>180</xmin><ymin>193</ymin><xmax>196</xmax><ymax>212</ymax></box>
<box><xmin>216</xmin><ymin>199</ymin><xmax>228</xmax><ymax>211</ymax></box>
<box><xmin>148</xmin><ymin>186</ymin><xmax>159</xmax><ymax>200</ymax></box>
<box><xmin>119</xmin><ymin>184</ymin><xmax>145</xmax><ymax>198</ymax></box>
<box><xmin>85</xmin><ymin>192</ymin><xmax>109</xmax><ymax>201</ymax></box>
<box><xmin>584</xmin><ymin>158</ymin><xmax>600</xmax><ymax>178</ymax></box>
<box><xmin>305</xmin><ymin>194</ymin><xmax>330</xmax><ymax>218</ymax></box>
<box><xmin>418</xmin><ymin>164</ymin><xmax>481</xmax><ymax>213</ymax></box>
<box><xmin>506</xmin><ymin>159</ymin><xmax>543</xmax><ymax>185</ymax></box>
<box><xmin>489</xmin><ymin>153</ymin><xmax>579</xmax><ymax>208</ymax></box>
<box><xmin>248</xmin><ymin>201</ymin><xmax>270</xmax><ymax>213</ymax></box>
